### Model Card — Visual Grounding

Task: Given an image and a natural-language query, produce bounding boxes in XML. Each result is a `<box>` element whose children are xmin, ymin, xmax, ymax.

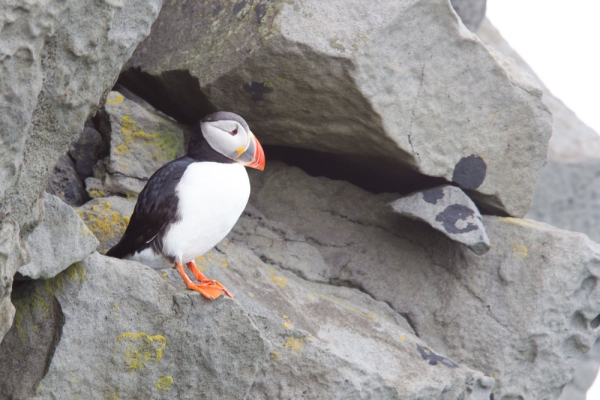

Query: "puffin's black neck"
<box><xmin>187</xmin><ymin>123</ymin><xmax>235</xmax><ymax>163</ymax></box>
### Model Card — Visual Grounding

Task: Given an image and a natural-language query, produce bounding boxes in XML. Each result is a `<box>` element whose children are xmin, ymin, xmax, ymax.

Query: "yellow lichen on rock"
<box><xmin>116</xmin><ymin>115</ymin><xmax>180</xmax><ymax>163</ymax></box>
<box><xmin>116</xmin><ymin>332</ymin><xmax>167</xmax><ymax>372</ymax></box>
<box><xmin>156</xmin><ymin>376</ymin><xmax>174</xmax><ymax>391</ymax></box>
<box><xmin>284</xmin><ymin>337</ymin><xmax>304</xmax><ymax>354</ymax></box>
<box><xmin>76</xmin><ymin>204</ymin><xmax>130</xmax><ymax>253</ymax></box>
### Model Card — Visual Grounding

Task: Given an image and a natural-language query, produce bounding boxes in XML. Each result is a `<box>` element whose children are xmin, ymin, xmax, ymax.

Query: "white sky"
<box><xmin>487</xmin><ymin>0</ymin><xmax>600</xmax><ymax>135</ymax></box>
<box><xmin>487</xmin><ymin>1</ymin><xmax>600</xmax><ymax>398</ymax></box>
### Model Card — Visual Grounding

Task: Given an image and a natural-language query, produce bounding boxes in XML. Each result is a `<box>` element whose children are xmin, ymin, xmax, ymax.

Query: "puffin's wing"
<box><xmin>106</xmin><ymin>157</ymin><xmax>195</xmax><ymax>259</ymax></box>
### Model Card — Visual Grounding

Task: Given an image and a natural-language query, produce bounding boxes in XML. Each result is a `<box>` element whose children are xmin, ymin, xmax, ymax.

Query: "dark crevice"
<box><xmin>44</xmin><ymin>297</ymin><xmax>65</xmax><ymax>377</ymax></box>
<box><xmin>264</xmin><ymin>145</ymin><xmax>447</xmax><ymax>196</ymax></box>
<box><xmin>118</xmin><ymin>67</ymin><xmax>217</xmax><ymax>125</ymax></box>
<box><xmin>0</xmin><ymin>279</ymin><xmax>65</xmax><ymax>398</ymax></box>
<box><xmin>591</xmin><ymin>314</ymin><xmax>600</xmax><ymax>329</ymax></box>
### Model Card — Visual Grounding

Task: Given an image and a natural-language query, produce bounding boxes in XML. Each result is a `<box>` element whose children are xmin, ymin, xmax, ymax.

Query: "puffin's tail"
<box><xmin>105</xmin><ymin>238</ymin><xmax>129</xmax><ymax>259</ymax></box>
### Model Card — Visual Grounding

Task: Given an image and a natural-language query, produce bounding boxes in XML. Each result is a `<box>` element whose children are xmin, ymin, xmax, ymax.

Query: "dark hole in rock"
<box><xmin>118</xmin><ymin>67</ymin><xmax>217</xmax><ymax>126</ymax></box>
<box><xmin>591</xmin><ymin>314</ymin><xmax>600</xmax><ymax>329</ymax></box>
<box><xmin>264</xmin><ymin>145</ymin><xmax>448</xmax><ymax>195</ymax></box>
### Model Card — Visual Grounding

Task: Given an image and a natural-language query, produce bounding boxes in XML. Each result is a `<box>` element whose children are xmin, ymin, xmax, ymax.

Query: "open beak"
<box><xmin>236</xmin><ymin>131</ymin><xmax>265</xmax><ymax>171</ymax></box>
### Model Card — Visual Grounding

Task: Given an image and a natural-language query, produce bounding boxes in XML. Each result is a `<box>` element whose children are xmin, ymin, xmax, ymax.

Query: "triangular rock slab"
<box><xmin>389</xmin><ymin>185</ymin><xmax>490</xmax><ymax>255</ymax></box>
<box><xmin>18</xmin><ymin>193</ymin><xmax>98</xmax><ymax>280</ymax></box>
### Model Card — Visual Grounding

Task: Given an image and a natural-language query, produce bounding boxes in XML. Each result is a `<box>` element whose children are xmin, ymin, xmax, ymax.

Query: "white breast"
<box><xmin>160</xmin><ymin>162</ymin><xmax>250</xmax><ymax>264</ymax></box>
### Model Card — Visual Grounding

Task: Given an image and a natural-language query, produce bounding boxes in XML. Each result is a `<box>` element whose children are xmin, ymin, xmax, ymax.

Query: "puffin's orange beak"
<box><xmin>236</xmin><ymin>132</ymin><xmax>265</xmax><ymax>171</ymax></box>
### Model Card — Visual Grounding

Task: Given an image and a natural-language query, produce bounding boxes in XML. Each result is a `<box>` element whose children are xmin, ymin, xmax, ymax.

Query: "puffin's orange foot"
<box><xmin>176</xmin><ymin>262</ymin><xmax>227</xmax><ymax>300</ymax></box>
<box><xmin>186</xmin><ymin>282</ymin><xmax>228</xmax><ymax>300</ymax></box>
<box><xmin>186</xmin><ymin>261</ymin><xmax>234</xmax><ymax>298</ymax></box>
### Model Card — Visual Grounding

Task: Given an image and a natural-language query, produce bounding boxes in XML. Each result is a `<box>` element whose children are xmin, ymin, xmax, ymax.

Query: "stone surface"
<box><xmin>245</xmin><ymin>161</ymin><xmax>600</xmax><ymax>399</ymax></box>
<box><xmin>450</xmin><ymin>0</ymin><xmax>486</xmax><ymax>31</ymax></box>
<box><xmin>0</xmin><ymin>0</ymin><xmax>161</xmax><ymax>343</ymax></box>
<box><xmin>82</xmin><ymin>203</ymin><xmax>493</xmax><ymax>399</ymax></box>
<box><xmin>45</xmin><ymin>155</ymin><xmax>88</xmax><ymax>206</ymax></box>
<box><xmin>75</xmin><ymin>196</ymin><xmax>136</xmax><ymax>255</ymax></box>
<box><xmin>389</xmin><ymin>185</ymin><xmax>490</xmax><ymax>255</ymax></box>
<box><xmin>89</xmin><ymin>91</ymin><xmax>190</xmax><ymax>197</ymax></box>
<box><xmin>121</xmin><ymin>0</ymin><xmax>551</xmax><ymax>217</ymax></box>
<box><xmin>224</xmin><ymin>207</ymin><xmax>493</xmax><ymax>399</ymax></box>
<box><xmin>18</xmin><ymin>193</ymin><xmax>98</xmax><ymax>280</ymax></box>
<box><xmin>0</xmin><ymin>253</ymin><xmax>269</xmax><ymax>399</ymax></box>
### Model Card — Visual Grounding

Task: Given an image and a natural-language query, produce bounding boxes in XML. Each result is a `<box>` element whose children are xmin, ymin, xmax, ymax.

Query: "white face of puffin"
<box><xmin>200</xmin><ymin>113</ymin><xmax>265</xmax><ymax>170</ymax></box>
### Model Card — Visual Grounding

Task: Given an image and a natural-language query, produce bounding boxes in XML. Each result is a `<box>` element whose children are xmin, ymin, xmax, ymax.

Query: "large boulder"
<box><xmin>0</xmin><ymin>253</ymin><xmax>269</xmax><ymax>399</ymax></box>
<box><xmin>120</xmin><ymin>0</ymin><xmax>551</xmax><ymax>217</ymax></box>
<box><xmin>223</xmin><ymin>207</ymin><xmax>495</xmax><ymax>399</ymax></box>
<box><xmin>0</xmin><ymin>0</ymin><xmax>161</xmax><ymax>343</ymax></box>
<box><xmin>244</xmin><ymin>161</ymin><xmax>600</xmax><ymax>399</ymax></box>
<box><xmin>0</xmin><ymin>223</ymin><xmax>494</xmax><ymax>399</ymax></box>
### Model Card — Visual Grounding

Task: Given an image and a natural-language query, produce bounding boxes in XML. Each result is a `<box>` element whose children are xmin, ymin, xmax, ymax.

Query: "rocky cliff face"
<box><xmin>0</xmin><ymin>0</ymin><xmax>162</xmax><ymax>345</ymax></box>
<box><xmin>1</xmin><ymin>1</ymin><xmax>599</xmax><ymax>399</ymax></box>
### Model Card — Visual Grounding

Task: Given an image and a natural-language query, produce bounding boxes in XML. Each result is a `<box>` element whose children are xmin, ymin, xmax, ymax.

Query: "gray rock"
<box><xmin>389</xmin><ymin>185</ymin><xmax>490</xmax><ymax>254</ymax></box>
<box><xmin>75</xmin><ymin>196</ymin><xmax>136</xmax><ymax>254</ymax></box>
<box><xmin>450</xmin><ymin>0</ymin><xmax>487</xmax><ymax>31</ymax></box>
<box><xmin>122</xmin><ymin>0</ymin><xmax>551</xmax><ymax>217</ymax></box>
<box><xmin>18</xmin><ymin>193</ymin><xmax>98</xmax><ymax>280</ymax></box>
<box><xmin>247</xmin><ymin>161</ymin><xmax>600</xmax><ymax>399</ymax></box>
<box><xmin>0</xmin><ymin>253</ymin><xmax>269</xmax><ymax>399</ymax></box>
<box><xmin>162</xmin><ymin>209</ymin><xmax>493</xmax><ymax>399</ymax></box>
<box><xmin>69</xmin><ymin>126</ymin><xmax>108</xmax><ymax>182</ymax></box>
<box><xmin>0</xmin><ymin>0</ymin><xmax>161</xmax><ymax>343</ymax></box>
<box><xmin>91</xmin><ymin>91</ymin><xmax>190</xmax><ymax>197</ymax></box>
<box><xmin>45</xmin><ymin>155</ymin><xmax>88</xmax><ymax>206</ymax></box>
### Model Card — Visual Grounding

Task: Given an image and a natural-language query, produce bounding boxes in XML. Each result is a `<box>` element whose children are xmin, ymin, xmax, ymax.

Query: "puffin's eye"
<box><xmin>230</xmin><ymin>127</ymin><xmax>238</xmax><ymax>136</ymax></box>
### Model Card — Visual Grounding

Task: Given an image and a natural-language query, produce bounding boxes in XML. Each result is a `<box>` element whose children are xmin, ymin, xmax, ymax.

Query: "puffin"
<box><xmin>106</xmin><ymin>111</ymin><xmax>265</xmax><ymax>300</ymax></box>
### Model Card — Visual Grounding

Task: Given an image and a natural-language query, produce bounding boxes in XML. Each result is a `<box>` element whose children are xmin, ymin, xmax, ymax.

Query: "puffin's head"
<box><xmin>200</xmin><ymin>111</ymin><xmax>265</xmax><ymax>170</ymax></box>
